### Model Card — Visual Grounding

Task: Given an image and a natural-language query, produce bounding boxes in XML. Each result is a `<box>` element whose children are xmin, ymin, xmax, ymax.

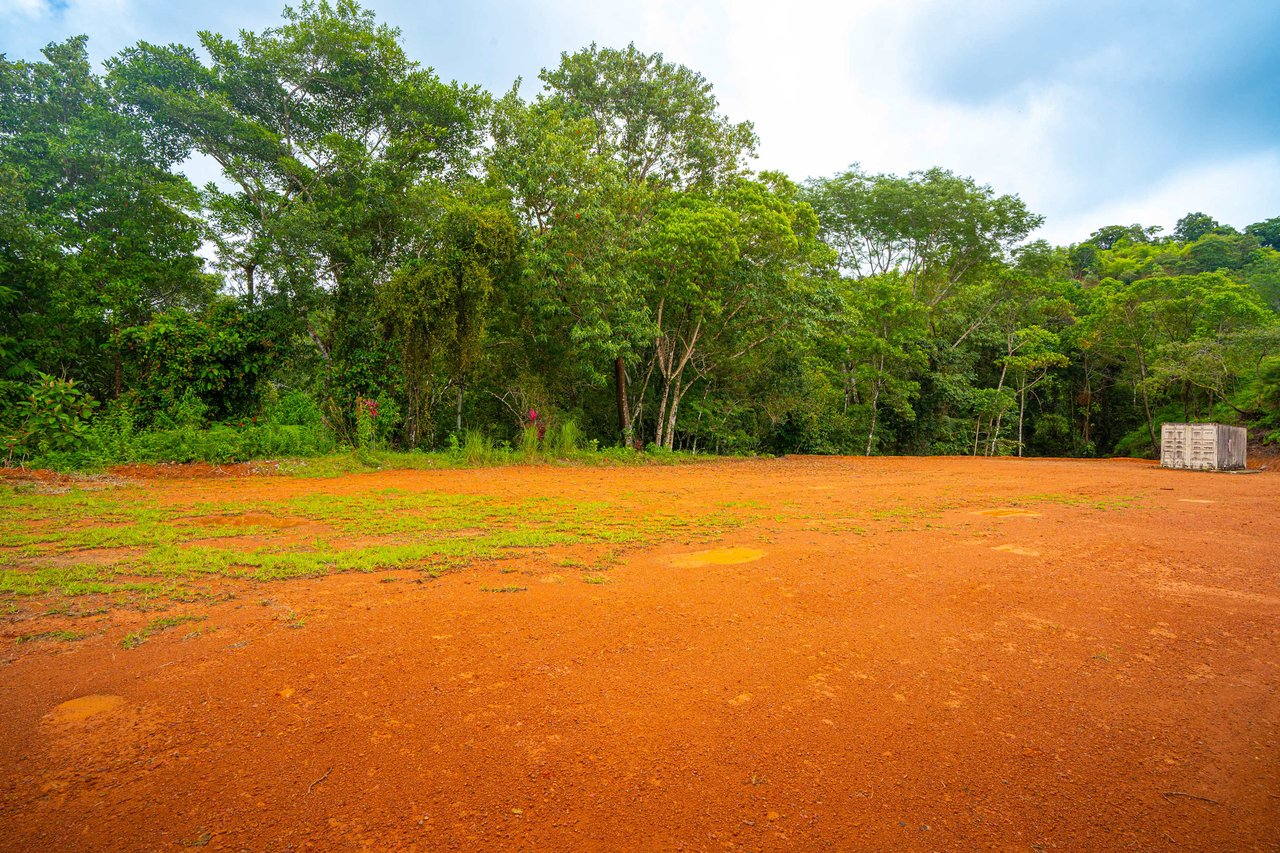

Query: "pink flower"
<box><xmin>528</xmin><ymin>409</ymin><xmax>538</xmax><ymax>421</ymax></box>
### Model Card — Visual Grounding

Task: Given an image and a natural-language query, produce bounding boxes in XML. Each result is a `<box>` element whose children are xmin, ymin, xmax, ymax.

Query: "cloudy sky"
<box><xmin>2</xmin><ymin>0</ymin><xmax>1277</xmax><ymax>244</ymax></box>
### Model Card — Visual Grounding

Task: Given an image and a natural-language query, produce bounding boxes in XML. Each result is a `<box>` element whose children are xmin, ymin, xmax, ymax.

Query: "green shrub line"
<box><xmin>7</xmin><ymin>409</ymin><xmax>720</xmax><ymax>475</ymax></box>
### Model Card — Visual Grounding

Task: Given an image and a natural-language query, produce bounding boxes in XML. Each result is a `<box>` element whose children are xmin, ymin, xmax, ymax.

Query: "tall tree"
<box><xmin>1174</xmin><ymin>211</ymin><xmax>1227</xmax><ymax>243</ymax></box>
<box><xmin>490</xmin><ymin>43</ymin><xmax>756</xmax><ymax>444</ymax></box>
<box><xmin>1246</xmin><ymin>216</ymin><xmax>1280</xmax><ymax>251</ymax></box>
<box><xmin>639</xmin><ymin>174</ymin><xmax>831</xmax><ymax>448</ymax></box>
<box><xmin>0</xmin><ymin>36</ymin><xmax>208</xmax><ymax>400</ymax></box>
<box><xmin>487</xmin><ymin>88</ymin><xmax>647</xmax><ymax>438</ymax></box>
<box><xmin>804</xmin><ymin>167</ymin><xmax>1042</xmax><ymax>453</ymax></box>
<box><xmin>804</xmin><ymin>166</ymin><xmax>1041</xmax><ymax>309</ymax></box>
<box><xmin>1002</xmin><ymin>326</ymin><xmax>1070</xmax><ymax>456</ymax></box>
<box><xmin>109</xmin><ymin>0</ymin><xmax>486</xmax><ymax>401</ymax></box>
<box><xmin>837</xmin><ymin>273</ymin><xmax>928</xmax><ymax>455</ymax></box>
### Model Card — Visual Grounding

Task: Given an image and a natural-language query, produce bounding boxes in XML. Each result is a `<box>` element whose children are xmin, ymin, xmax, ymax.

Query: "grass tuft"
<box><xmin>16</xmin><ymin>629</ymin><xmax>84</xmax><ymax>644</ymax></box>
<box><xmin>120</xmin><ymin>614</ymin><xmax>206</xmax><ymax>649</ymax></box>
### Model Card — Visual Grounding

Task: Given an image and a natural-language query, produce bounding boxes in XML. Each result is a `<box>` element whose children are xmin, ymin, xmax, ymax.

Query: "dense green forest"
<box><xmin>3</xmin><ymin>1</ymin><xmax>1278</xmax><ymax>468</ymax></box>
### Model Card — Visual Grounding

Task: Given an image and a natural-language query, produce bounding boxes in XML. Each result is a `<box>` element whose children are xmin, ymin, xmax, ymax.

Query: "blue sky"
<box><xmin>2</xmin><ymin>0</ymin><xmax>1277</xmax><ymax>244</ymax></box>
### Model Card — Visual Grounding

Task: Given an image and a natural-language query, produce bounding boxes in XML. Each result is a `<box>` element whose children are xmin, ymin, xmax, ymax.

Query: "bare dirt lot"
<box><xmin>1</xmin><ymin>456</ymin><xmax>1278</xmax><ymax>851</ymax></box>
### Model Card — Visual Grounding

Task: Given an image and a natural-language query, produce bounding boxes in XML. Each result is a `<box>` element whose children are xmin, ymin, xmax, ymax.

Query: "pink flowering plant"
<box><xmin>519</xmin><ymin>408</ymin><xmax>547</xmax><ymax>459</ymax></box>
<box><xmin>527</xmin><ymin>409</ymin><xmax>546</xmax><ymax>440</ymax></box>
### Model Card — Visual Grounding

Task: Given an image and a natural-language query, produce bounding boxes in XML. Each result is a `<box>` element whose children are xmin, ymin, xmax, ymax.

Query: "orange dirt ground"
<box><xmin>1</xmin><ymin>456</ymin><xmax>1278</xmax><ymax>851</ymax></box>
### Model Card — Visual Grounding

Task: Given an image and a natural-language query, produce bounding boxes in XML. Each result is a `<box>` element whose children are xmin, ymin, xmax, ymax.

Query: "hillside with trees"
<box><xmin>3</xmin><ymin>1</ymin><xmax>1277</xmax><ymax>467</ymax></box>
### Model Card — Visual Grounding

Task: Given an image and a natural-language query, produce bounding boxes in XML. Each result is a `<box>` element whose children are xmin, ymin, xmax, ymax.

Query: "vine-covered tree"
<box><xmin>379</xmin><ymin>187</ymin><xmax>517</xmax><ymax>445</ymax></box>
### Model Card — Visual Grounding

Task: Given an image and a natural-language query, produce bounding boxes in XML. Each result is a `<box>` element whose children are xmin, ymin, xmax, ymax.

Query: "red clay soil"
<box><xmin>1</xmin><ymin>456</ymin><xmax>1278</xmax><ymax>851</ymax></box>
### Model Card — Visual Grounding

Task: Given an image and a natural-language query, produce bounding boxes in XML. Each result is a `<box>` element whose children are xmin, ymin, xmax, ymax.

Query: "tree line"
<box><xmin>3</xmin><ymin>0</ymin><xmax>1277</xmax><ymax>466</ymax></box>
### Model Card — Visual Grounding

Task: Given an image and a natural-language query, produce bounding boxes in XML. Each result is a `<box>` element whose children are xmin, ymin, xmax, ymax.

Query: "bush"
<box><xmin>5</xmin><ymin>373</ymin><xmax>97</xmax><ymax>461</ymax></box>
<box><xmin>120</xmin><ymin>299</ymin><xmax>274</xmax><ymax>423</ymax></box>
<box><xmin>267</xmin><ymin>390</ymin><xmax>323</xmax><ymax>427</ymax></box>
<box><xmin>462</xmin><ymin>429</ymin><xmax>495</xmax><ymax>465</ymax></box>
<box><xmin>373</xmin><ymin>393</ymin><xmax>401</xmax><ymax>447</ymax></box>
<box><xmin>155</xmin><ymin>388</ymin><xmax>209</xmax><ymax>430</ymax></box>
<box><xmin>547</xmin><ymin>419</ymin><xmax>582</xmax><ymax>457</ymax></box>
<box><xmin>1112</xmin><ymin>422</ymin><xmax>1162</xmax><ymax>459</ymax></box>
<box><xmin>88</xmin><ymin>393</ymin><xmax>142</xmax><ymax>462</ymax></box>
<box><xmin>520</xmin><ymin>424</ymin><xmax>540</xmax><ymax>459</ymax></box>
<box><xmin>21</xmin><ymin>413</ymin><xmax>338</xmax><ymax>469</ymax></box>
<box><xmin>123</xmin><ymin>422</ymin><xmax>337</xmax><ymax>464</ymax></box>
<box><xmin>355</xmin><ymin>396</ymin><xmax>379</xmax><ymax>450</ymax></box>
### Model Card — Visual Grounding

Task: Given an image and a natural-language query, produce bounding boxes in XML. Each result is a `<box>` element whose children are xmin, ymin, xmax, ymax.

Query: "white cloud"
<box><xmin>1044</xmin><ymin>150</ymin><xmax>1280</xmax><ymax>244</ymax></box>
<box><xmin>1</xmin><ymin>0</ymin><xmax>139</xmax><ymax>59</ymax></box>
<box><xmin>0</xmin><ymin>0</ymin><xmax>53</xmax><ymax>17</ymax></box>
<box><xmin>532</xmin><ymin>0</ymin><xmax>1277</xmax><ymax>242</ymax></box>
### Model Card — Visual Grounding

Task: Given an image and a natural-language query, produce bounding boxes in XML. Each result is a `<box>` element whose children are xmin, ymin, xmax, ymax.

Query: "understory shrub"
<box><xmin>4</xmin><ymin>373</ymin><xmax>97</xmax><ymax>462</ymax></box>
<box><xmin>26</xmin><ymin>420</ymin><xmax>337</xmax><ymax>469</ymax></box>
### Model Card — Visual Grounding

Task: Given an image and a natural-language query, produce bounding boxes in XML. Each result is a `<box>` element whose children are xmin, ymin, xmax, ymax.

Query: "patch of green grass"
<box><xmin>0</xmin><ymin>473</ymin><xmax>747</xmax><ymax>612</ymax></box>
<box><xmin>0</xmin><ymin>564</ymin><xmax>145</xmax><ymax>597</ymax></box>
<box><xmin>581</xmin><ymin>574</ymin><xmax>610</xmax><ymax>585</ymax></box>
<box><xmin>481</xmin><ymin>586</ymin><xmax>527</xmax><ymax>593</ymax></box>
<box><xmin>0</xmin><ymin>484</ymin><xmax>276</xmax><ymax>555</ymax></box>
<box><xmin>121</xmin><ymin>613</ymin><xmax>206</xmax><ymax>649</ymax></box>
<box><xmin>1013</xmin><ymin>493</ymin><xmax>1143</xmax><ymax>511</ymax></box>
<box><xmin>41</xmin><ymin>602</ymin><xmax>108</xmax><ymax>618</ymax></box>
<box><xmin>16</xmin><ymin>629</ymin><xmax>84</xmax><ymax>644</ymax></box>
<box><xmin>275</xmin><ymin>446</ymin><xmax>715</xmax><ymax>478</ymax></box>
<box><xmin>870</xmin><ymin>505</ymin><xmax>940</xmax><ymax>521</ymax></box>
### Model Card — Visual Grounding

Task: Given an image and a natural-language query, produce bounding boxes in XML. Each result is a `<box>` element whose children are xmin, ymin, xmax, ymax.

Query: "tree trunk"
<box><xmin>665</xmin><ymin>392</ymin><xmax>680</xmax><ymax>450</ymax></box>
<box><xmin>306</xmin><ymin>322</ymin><xmax>331</xmax><ymax>364</ymax></box>
<box><xmin>654</xmin><ymin>375</ymin><xmax>671</xmax><ymax>448</ymax></box>
<box><xmin>456</xmin><ymin>383</ymin><xmax>463</xmax><ymax>434</ymax></box>
<box><xmin>111</xmin><ymin>325</ymin><xmax>122</xmax><ymax>399</ymax></box>
<box><xmin>865</xmin><ymin>383</ymin><xmax>880</xmax><ymax>456</ymax></box>
<box><xmin>1136</xmin><ymin>348</ymin><xmax>1157</xmax><ymax>453</ymax></box>
<box><xmin>989</xmin><ymin>413</ymin><xmax>1006</xmax><ymax>456</ymax></box>
<box><xmin>988</xmin><ymin>348</ymin><xmax>1011</xmax><ymax>456</ymax></box>
<box><xmin>615</xmin><ymin>356</ymin><xmax>631</xmax><ymax>446</ymax></box>
<box><xmin>1017</xmin><ymin>385</ymin><xmax>1027</xmax><ymax>457</ymax></box>
<box><xmin>652</xmin><ymin>314</ymin><xmax>701</xmax><ymax>449</ymax></box>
